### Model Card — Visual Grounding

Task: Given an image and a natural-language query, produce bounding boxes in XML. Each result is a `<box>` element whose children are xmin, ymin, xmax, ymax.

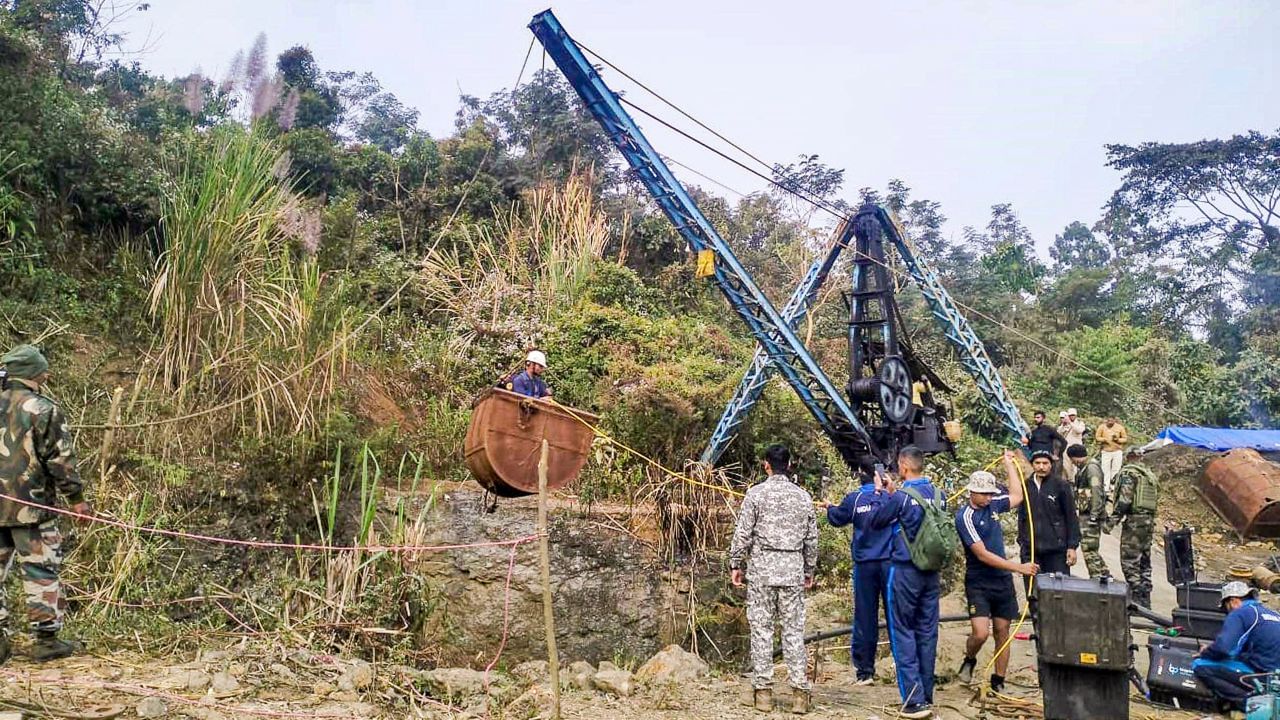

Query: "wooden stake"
<box><xmin>538</xmin><ymin>439</ymin><xmax>562</xmax><ymax>719</ymax></box>
<box><xmin>99</xmin><ymin>386</ymin><xmax>125</xmax><ymax>480</ymax></box>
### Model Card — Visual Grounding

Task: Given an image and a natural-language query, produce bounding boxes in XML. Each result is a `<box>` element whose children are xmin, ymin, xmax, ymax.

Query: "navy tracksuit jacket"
<box><xmin>827</xmin><ymin>483</ymin><xmax>894</xmax><ymax>679</ymax></box>
<box><xmin>868</xmin><ymin>478</ymin><xmax>940</xmax><ymax>707</ymax></box>
<box><xmin>1193</xmin><ymin>599</ymin><xmax>1280</xmax><ymax>707</ymax></box>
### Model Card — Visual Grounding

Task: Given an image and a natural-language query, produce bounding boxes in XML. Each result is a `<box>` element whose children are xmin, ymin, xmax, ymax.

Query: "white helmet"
<box><xmin>526</xmin><ymin>350</ymin><xmax>548</xmax><ymax>368</ymax></box>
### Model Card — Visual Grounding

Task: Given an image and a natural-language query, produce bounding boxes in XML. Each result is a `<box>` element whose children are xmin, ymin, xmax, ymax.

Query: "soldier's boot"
<box><xmin>31</xmin><ymin>632</ymin><xmax>80</xmax><ymax>662</ymax></box>
<box><xmin>753</xmin><ymin>688</ymin><xmax>773</xmax><ymax>712</ymax></box>
<box><xmin>791</xmin><ymin>688</ymin><xmax>811</xmax><ymax>714</ymax></box>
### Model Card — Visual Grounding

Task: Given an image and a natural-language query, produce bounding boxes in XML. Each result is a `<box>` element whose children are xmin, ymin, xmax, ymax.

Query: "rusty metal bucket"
<box><xmin>1199</xmin><ymin>448</ymin><xmax>1280</xmax><ymax>537</ymax></box>
<box><xmin>463</xmin><ymin>389</ymin><xmax>599</xmax><ymax>498</ymax></box>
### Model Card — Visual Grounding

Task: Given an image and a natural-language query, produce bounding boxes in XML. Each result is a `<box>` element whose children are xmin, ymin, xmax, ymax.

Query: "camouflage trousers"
<box><xmin>0</xmin><ymin>520</ymin><xmax>65</xmax><ymax>634</ymax></box>
<box><xmin>1120</xmin><ymin>513</ymin><xmax>1155</xmax><ymax>607</ymax></box>
<box><xmin>1080</xmin><ymin>520</ymin><xmax>1110</xmax><ymax>579</ymax></box>
<box><xmin>747</xmin><ymin>582</ymin><xmax>809</xmax><ymax>690</ymax></box>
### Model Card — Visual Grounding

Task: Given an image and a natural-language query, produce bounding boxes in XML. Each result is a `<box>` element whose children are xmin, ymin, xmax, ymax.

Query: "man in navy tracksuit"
<box><xmin>1193</xmin><ymin>581</ymin><xmax>1280</xmax><ymax>710</ymax></box>
<box><xmin>823</xmin><ymin>475</ymin><xmax>894</xmax><ymax>685</ymax></box>
<box><xmin>867</xmin><ymin>446</ymin><xmax>939</xmax><ymax>719</ymax></box>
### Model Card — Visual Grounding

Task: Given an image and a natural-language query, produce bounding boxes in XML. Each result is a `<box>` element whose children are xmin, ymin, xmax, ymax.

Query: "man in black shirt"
<box><xmin>1023</xmin><ymin>411</ymin><xmax>1066</xmax><ymax>460</ymax></box>
<box><xmin>1017</xmin><ymin>450</ymin><xmax>1081</xmax><ymax>581</ymax></box>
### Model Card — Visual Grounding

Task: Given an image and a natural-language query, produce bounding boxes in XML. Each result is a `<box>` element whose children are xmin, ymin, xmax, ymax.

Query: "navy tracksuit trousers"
<box><xmin>851</xmin><ymin>558</ymin><xmax>890</xmax><ymax>679</ymax></box>
<box><xmin>887</xmin><ymin>562</ymin><xmax>940</xmax><ymax>706</ymax></box>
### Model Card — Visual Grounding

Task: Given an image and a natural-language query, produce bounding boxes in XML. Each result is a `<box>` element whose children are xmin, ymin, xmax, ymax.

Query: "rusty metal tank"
<box><xmin>464</xmin><ymin>389</ymin><xmax>599</xmax><ymax>497</ymax></box>
<box><xmin>1199</xmin><ymin>448</ymin><xmax>1280</xmax><ymax>537</ymax></box>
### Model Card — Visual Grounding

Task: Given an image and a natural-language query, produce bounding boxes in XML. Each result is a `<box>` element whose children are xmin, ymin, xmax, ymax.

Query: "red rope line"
<box><xmin>0</xmin><ymin>493</ymin><xmax>539</xmax><ymax>553</ymax></box>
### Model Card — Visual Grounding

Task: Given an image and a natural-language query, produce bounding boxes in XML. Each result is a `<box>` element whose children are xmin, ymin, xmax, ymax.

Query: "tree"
<box><xmin>962</xmin><ymin>203</ymin><xmax>1045</xmax><ymax>295</ymax></box>
<box><xmin>458</xmin><ymin>70</ymin><xmax>616</xmax><ymax>189</ymax></box>
<box><xmin>2</xmin><ymin>0</ymin><xmax>148</xmax><ymax>75</ymax></box>
<box><xmin>1107</xmin><ymin>130</ymin><xmax>1280</xmax><ymax>252</ymax></box>
<box><xmin>884</xmin><ymin>179</ymin><xmax>950</xmax><ymax>261</ymax></box>
<box><xmin>1105</xmin><ymin>131</ymin><xmax>1280</xmax><ymax>333</ymax></box>
<box><xmin>276</xmin><ymin>46</ymin><xmax>341</xmax><ymax>131</ymax></box>
<box><xmin>354</xmin><ymin>92</ymin><xmax>419</xmax><ymax>153</ymax></box>
<box><xmin>1050</xmin><ymin>220</ymin><xmax>1111</xmax><ymax>271</ymax></box>
<box><xmin>770</xmin><ymin>154</ymin><xmax>847</xmax><ymax>221</ymax></box>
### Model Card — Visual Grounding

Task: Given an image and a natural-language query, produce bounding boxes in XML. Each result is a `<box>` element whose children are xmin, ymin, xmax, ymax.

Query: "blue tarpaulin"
<box><xmin>1153</xmin><ymin>426</ymin><xmax>1280</xmax><ymax>453</ymax></box>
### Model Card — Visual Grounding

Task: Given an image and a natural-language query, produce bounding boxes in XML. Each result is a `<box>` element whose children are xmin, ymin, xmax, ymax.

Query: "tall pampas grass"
<box><xmin>149</xmin><ymin>127</ymin><xmax>349</xmax><ymax>437</ymax></box>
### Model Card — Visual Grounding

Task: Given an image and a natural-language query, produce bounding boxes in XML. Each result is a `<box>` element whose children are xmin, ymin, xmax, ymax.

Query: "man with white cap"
<box><xmin>508</xmin><ymin>350</ymin><xmax>552</xmax><ymax>399</ymax></box>
<box><xmin>1058</xmin><ymin>410</ymin><xmax>1087</xmax><ymax>483</ymax></box>
<box><xmin>1192</xmin><ymin>581</ymin><xmax>1280</xmax><ymax>711</ymax></box>
<box><xmin>954</xmin><ymin>451</ymin><xmax>1039</xmax><ymax>694</ymax></box>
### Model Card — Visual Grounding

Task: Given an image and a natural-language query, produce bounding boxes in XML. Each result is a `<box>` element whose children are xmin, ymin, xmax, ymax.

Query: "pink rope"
<box><xmin>482</xmin><ymin>543</ymin><xmax>521</xmax><ymax>715</ymax></box>
<box><xmin>0</xmin><ymin>493</ymin><xmax>539</xmax><ymax>554</ymax></box>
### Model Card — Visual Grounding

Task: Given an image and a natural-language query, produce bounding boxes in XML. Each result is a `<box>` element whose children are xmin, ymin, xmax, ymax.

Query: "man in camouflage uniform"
<box><xmin>730</xmin><ymin>444</ymin><xmax>818</xmax><ymax>714</ymax></box>
<box><xmin>0</xmin><ymin>345</ymin><xmax>91</xmax><ymax>662</ymax></box>
<box><xmin>1067</xmin><ymin>444</ymin><xmax>1110</xmax><ymax>579</ymax></box>
<box><xmin>1108</xmin><ymin>452</ymin><xmax>1158</xmax><ymax>608</ymax></box>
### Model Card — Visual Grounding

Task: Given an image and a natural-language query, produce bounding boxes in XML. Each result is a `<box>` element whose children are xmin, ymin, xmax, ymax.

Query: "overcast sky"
<box><xmin>119</xmin><ymin>0</ymin><xmax>1278</xmax><ymax>255</ymax></box>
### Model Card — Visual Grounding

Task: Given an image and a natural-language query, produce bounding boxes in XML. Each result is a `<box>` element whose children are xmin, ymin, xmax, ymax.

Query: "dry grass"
<box><xmin>422</xmin><ymin>169</ymin><xmax>611</xmax><ymax>328</ymax></box>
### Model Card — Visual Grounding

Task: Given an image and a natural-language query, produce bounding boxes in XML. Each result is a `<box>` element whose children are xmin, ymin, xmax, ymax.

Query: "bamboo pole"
<box><xmin>538</xmin><ymin>439</ymin><xmax>562</xmax><ymax>719</ymax></box>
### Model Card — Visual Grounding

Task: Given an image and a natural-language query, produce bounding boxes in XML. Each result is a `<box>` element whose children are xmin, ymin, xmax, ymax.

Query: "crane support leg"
<box><xmin>701</xmin><ymin>220</ymin><xmax>854</xmax><ymax>465</ymax></box>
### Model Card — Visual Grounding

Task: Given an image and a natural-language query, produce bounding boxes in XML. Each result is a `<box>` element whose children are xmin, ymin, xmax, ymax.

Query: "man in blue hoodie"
<box><xmin>1193</xmin><ymin>581</ymin><xmax>1280</xmax><ymax>710</ymax></box>
<box><xmin>867</xmin><ymin>446</ymin><xmax>939</xmax><ymax>719</ymax></box>
<box><xmin>822</xmin><ymin>468</ymin><xmax>894</xmax><ymax>685</ymax></box>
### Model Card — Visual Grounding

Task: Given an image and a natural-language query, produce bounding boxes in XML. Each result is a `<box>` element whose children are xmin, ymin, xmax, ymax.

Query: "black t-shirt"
<box><xmin>1028</xmin><ymin>424</ymin><xmax>1064</xmax><ymax>455</ymax></box>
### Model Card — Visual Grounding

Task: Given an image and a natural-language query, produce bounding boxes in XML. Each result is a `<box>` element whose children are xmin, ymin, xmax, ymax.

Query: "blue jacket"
<box><xmin>867</xmin><ymin>477</ymin><xmax>938</xmax><ymax>566</ymax></box>
<box><xmin>510</xmin><ymin>370</ymin><xmax>549</xmax><ymax>398</ymax></box>
<box><xmin>827</xmin><ymin>483</ymin><xmax>894</xmax><ymax>563</ymax></box>
<box><xmin>1202</xmin><ymin>599</ymin><xmax>1280</xmax><ymax>672</ymax></box>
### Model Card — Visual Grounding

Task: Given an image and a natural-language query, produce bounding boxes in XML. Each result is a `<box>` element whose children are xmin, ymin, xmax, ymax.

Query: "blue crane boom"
<box><xmin>700</xmin><ymin>220</ymin><xmax>854</xmax><ymax>465</ymax></box>
<box><xmin>529</xmin><ymin>9</ymin><xmax>876</xmax><ymax>468</ymax></box>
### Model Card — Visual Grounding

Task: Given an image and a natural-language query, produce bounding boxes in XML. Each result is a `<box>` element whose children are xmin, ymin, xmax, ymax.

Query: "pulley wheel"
<box><xmin>878</xmin><ymin>356</ymin><xmax>914</xmax><ymax>425</ymax></box>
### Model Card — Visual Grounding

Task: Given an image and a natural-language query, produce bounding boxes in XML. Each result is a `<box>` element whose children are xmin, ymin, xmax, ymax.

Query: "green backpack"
<box><xmin>1125</xmin><ymin>464</ymin><xmax>1160</xmax><ymax>513</ymax></box>
<box><xmin>899</xmin><ymin>486</ymin><xmax>960</xmax><ymax>572</ymax></box>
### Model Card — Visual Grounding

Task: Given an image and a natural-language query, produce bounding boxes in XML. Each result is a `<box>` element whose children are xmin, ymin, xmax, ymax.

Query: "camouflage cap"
<box><xmin>1</xmin><ymin>344</ymin><xmax>49</xmax><ymax>379</ymax></box>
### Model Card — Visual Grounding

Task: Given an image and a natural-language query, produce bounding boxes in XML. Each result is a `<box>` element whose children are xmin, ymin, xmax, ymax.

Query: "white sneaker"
<box><xmin>854</xmin><ymin>676</ymin><xmax>874</xmax><ymax>686</ymax></box>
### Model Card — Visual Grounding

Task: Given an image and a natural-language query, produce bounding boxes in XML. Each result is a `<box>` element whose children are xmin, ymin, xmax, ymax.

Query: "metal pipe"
<box><xmin>1129</xmin><ymin>602</ymin><xmax>1174</xmax><ymax>628</ymax></box>
<box><xmin>774</xmin><ymin>614</ymin><xmax>970</xmax><ymax>658</ymax></box>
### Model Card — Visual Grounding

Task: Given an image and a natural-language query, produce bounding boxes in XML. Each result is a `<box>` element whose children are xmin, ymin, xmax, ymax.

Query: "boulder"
<box><xmin>210</xmin><ymin>671</ymin><xmax>240</xmax><ymax>695</ymax></box>
<box><xmin>136</xmin><ymin>696</ymin><xmax>167</xmax><ymax>718</ymax></box>
<box><xmin>183</xmin><ymin>670</ymin><xmax>212</xmax><ymax>692</ymax></box>
<box><xmin>511</xmin><ymin>659</ymin><xmax>549</xmax><ymax>684</ymax></box>
<box><xmin>635</xmin><ymin>644</ymin><xmax>709</xmax><ymax>685</ymax></box>
<box><xmin>566</xmin><ymin>660</ymin><xmax>595</xmax><ymax>691</ymax></box>
<box><xmin>592</xmin><ymin>665</ymin><xmax>636</xmax><ymax>697</ymax></box>
<box><xmin>422</xmin><ymin>667</ymin><xmax>489</xmax><ymax>698</ymax></box>
<box><xmin>338</xmin><ymin>660</ymin><xmax>375</xmax><ymax>691</ymax></box>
